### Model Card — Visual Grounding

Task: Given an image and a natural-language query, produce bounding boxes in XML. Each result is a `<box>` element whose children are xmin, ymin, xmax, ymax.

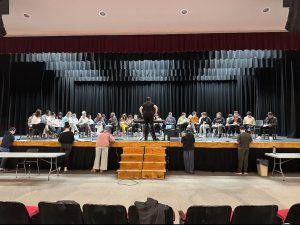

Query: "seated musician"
<box><xmin>62</xmin><ymin>111</ymin><xmax>79</xmax><ymax>133</ymax></box>
<box><xmin>243</xmin><ymin>111</ymin><xmax>256</xmax><ymax>133</ymax></box>
<box><xmin>94</xmin><ymin>113</ymin><xmax>106</xmax><ymax>134</ymax></box>
<box><xmin>177</xmin><ymin>112</ymin><xmax>189</xmax><ymax>132</ymax></box>
<box><xmin>27</xmin><ymin>113</ymin><xmax>35</xmax><ymax>137</ymax></box>
<box><xmin>108</xmin><ymin>112</ymin><xmax>118</xmax><ymax>134</ymax></box>
<box><xmin>212</xmin><ymin>112</ymin><xmax>226</xmax><ymax>138</ymax></box>
<box><xmin>256</xmin><ymin>112</ymin><xmax>278</xmax><ymax>140</ymax></box>
<box><xmin>31</xmin><ymin>109</ymin><xmax>46</xmax><ymax>138</ymax></box>
<box><xmin>132</xmin><ymin>114</ymin><xmax>141</xmax><ymax>133</ymax></box>
<box><xmin>119</xmin><ymin>114</ymin><xmax>128</xmax><ymax>134</ymax></box>
<box><xmin>154</xmin><ymin>114</ymin><xmax>164</xmax><ymax>134</ymax></box>
<box><xmin>47</xmin><ymin>112</ymin><xmax>62</xmax><ymax>136</ymax></box>
<box><xmin>165</xmin><ymin>112</ymin><xmax>176</xmax><ymax>128</ymax></box>
<box><xmin>199</xmin><ymin>112</ymin><xmax>212</xmax><ymax>137</ymax></box>
<box><xmin>126</xmin><ymin>115</ymin><xmax>134</xmax><ymax>134</ymax></box>
<box><xmin>78</xmin><ymin>111</ymin><xmax>92</xmax><ymax>136</ymax></box>
<box><xmin>188</xmin><ymin>111</ymin><xmax>199</xmax><ymax>133</ymax></box>
<box><xmin>231</xmin><ymin>111</ymin><xmax>242</xmax><ymax>135</ymax></box>
<box><xmin>88</xmin><ymin>115</ymin><xmax>95</xmax><ymax>132</ymax></box>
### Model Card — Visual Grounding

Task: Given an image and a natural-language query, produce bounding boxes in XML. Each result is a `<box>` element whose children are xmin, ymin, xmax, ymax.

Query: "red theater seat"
<box><xmin>26</xmin><ymin>206</ymin><xmax>39</xmax><ymax>218</ymax></box>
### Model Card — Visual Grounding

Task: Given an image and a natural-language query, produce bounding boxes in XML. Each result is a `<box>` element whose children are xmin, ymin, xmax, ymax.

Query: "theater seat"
<box><xmin>82</xmin><ymin>204</ymin><xmax>127</xmax><ymax>224</ymax></box>
<box><xmin>284</xmin><ymin>204</ymin><xmax>300</xmax><ymax>224</ymax></box>
<box><xmin>0</xmin><ymin>201</ymin><xmax>31</xmax><ymax>224</ymax></box>
<box><xmin>38</xmin><ymin>201</ymin><xmax>83</xmax><ymax>224</ymax></box>
<box><xmin>231</xmin><ymin>205</ymin><xmax>278</xmax><ymax>224</ymax></box>
<box><xmin>179</xmin><ymin>205</ymin><xmax>232</xmax><ymax>224</ymax></box>
<box><xmin>277</xmin><ymin>209</ymin><xmax>289</xmax><ymax>221</ymax></box>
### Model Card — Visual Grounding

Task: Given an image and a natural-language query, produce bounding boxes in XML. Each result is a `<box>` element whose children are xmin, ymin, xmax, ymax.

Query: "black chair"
<box><xmin>31</xmin><ymin>123</ymin><xmax>46</xmax><ymax>139</ymax></box>
<box><xmin>0</xmin><ymin>201</ymin><xmax>31</xmax><ymax>224</ymax></box>
<box><xmin>128</xmin><ymin>205</ymin><xmax>174</xmax><ymax>224</ymax></box>
<box><xmin>38</xmin><ymin>201</ymin><xmax>83</xmax><ymax>224</ymax></box>
<box><xmin>285</xmin><ymin>203</ymin><xmax>300</xmax><ymax>224</ymax></box>
<box><xmin>83</xmin><ymin>204</ymin><xmax>127</xmax><ymax>224</ymax></box>
<box><xmin>16</xmin><ymin>148</ymin><xmax>40</xmax><ymax>178</ymax></box>
<box><xmin>179</xmin><ymin>205</ymin><xmax>232</xmax><ymax>224</ymax></box>
<box><xmin>231</xmin><ymin>205</ymin><xmax>278</xmax><ymax>224</ymax></box>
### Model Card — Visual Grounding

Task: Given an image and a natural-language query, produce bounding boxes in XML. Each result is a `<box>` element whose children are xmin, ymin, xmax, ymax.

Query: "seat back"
<box><xmin>128</xmin><ymin>205</ymin><xmax>174</xmax><ymax>224</ymax></box>
<box><xmin>83</xmin><ymin>204</ymin><xmax>127</xmax><ymax>224</ymax></box>
<box><xmin>285</xmin><ymin>203</ymin><xmax>300</xmax><ymax>224</ymax></box>
<box><xmin>185</xmin><ymin>205</ymin><xmax>232</xmax><ymax>224</ymax></box>
<box><xmin>38</xmin><ymin>201</ymin><xmax>83</xmax><ymax>224</ymax></box>
<box><xmin>255</xmin><ymin>120</ymin><xmax>264</xmax><ymax>127</ymax></box>
<box><xmin>231</xmin><ymin>205</ymin><xmax>278</xmax><ymax>224</ymax></box>
<box><xmin>0</xmin><ymin>201</ymin><xmax>31</xmax><ymax>224</ymax></box>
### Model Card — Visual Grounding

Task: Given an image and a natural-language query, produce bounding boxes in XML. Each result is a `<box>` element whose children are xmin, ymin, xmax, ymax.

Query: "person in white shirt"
<box><xmin>243</xmin><ymin>111</ymin><xmax>256</xmax><ymax>133</ymax></box>
<box><xmin>47</xmin><ymin>112</ymin><xmax>62</xmax><ymax>135</ymax></box>
<box><xmin>177</xmin><ymin>112</ymin><xmax>189</xmax><ymax>132</ymax></box>
<box><xmin>78</xmin><ymin>111</ymin><xmax>92</xmax><ymax>136</ymax></box>
<box><xmin>31</xmin><ymin>109</ymin><xmax>46</xmax><ymax>138</ymax></box>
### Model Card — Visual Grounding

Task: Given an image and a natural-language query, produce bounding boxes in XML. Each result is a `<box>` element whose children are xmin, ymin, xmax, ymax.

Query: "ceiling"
<box><xmin>2</xmin><ymin>0</ymin><xmax>289</xmax><ymax>37</ymax></box>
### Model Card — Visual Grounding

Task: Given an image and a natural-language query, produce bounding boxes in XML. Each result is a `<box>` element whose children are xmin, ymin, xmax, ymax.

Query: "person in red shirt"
<box><xmin>91</xmin><ymin>126</ymin><xmax>115</xmax><ymax>173</ymax></box>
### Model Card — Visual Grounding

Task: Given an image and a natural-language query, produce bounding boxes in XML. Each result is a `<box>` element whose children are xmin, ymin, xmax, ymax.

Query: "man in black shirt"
<box><xmin>181</xmin><ymin>128</ymin><xmax>195</xmax><ymax>174</ymax></box>
<box><xmin>0</xmin><ymin>127</ymin><xmax>16</xmax><ymax>171</ymax></box>
<box><xmin>236</xmin><ymin>126</ymin><xmax>253</xmax><ymax>175</ymax></box>
<box><xmin>139</xmin><ymin>97</ymin><xmax>159</xmax><ymax>141</ymax></box>
<box><xmin>58</xmin><ymin>122</ymin><xmax>75</xmax><ymax>172</ymax></box>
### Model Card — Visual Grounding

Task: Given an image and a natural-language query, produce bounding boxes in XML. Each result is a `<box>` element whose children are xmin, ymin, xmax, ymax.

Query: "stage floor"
<box><xmin>1</xmin><ymin>135</ymin><xmax>300</xmax><ymax>149</ymax></box>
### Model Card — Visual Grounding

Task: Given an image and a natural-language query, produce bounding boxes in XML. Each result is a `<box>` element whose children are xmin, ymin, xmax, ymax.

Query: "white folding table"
<box><xmin>265</xmin><ymin>153</ymin><xmax>300</xmax><ymax>181</ymax></box>
<box><xmin>0</xmin><ymin>152</ymin><xmax>65</xmax><ymax>181</ymax></box>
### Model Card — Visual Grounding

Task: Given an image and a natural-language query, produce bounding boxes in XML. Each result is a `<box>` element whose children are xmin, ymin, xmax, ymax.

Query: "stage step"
<box><xmin>142</xmin><ymin>170</ymin><xmax>166</xmax><ymax>179</ymax></box>
<box><xmin>123</xmin><ymin>147</ymin><xmax>145</xmax><ymax>154</ymax></box>
<box><xmin>121</xmin><ymin>154</ymin><xmax>144</xmax><ymax>162</ymax></box>
<box><xmin>119</xmin><ymin>162</ymin><xmax>143</xmax><ymax>170</ymax></box>
<box><xmin>144</xmin><ymin>147</ymin><xmax>166</xmax><ymax>154</ymax></box>
<box><xmin>117</xmin><ymin>170</ymin><xmax>142</xmax><ymax>179</ymax></box>
<box><xmin>143</xmin><ymin>154</ymin><xmax>166</xmax><ymax>162</ymax></box>
<box><xmin>143</xmin><ymin>162</ymin><xmax>166</xmax><ymax>170</ymax></box>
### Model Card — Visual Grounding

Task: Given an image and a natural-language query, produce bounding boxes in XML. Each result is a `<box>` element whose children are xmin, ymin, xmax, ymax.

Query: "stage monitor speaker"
<box><xmin>0</xmin><ymin>15</ymin><xmax>7</xmax><ymax>37</ymax></box>
<box><xmin>0</xmin><ymin>0</ymin><xmax>9</xmax><ymax>14</ymax></box>
<box><xmin>285</xmin><ymin>0</ymin><xmax>300</xmax><ymax>32</ymax></box>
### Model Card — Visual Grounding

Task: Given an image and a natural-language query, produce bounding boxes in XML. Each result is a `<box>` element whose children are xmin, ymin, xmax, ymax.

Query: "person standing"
<box><xmin>58</xmin><ymin>122</ymin><xmax>75</xmax><ymax>172</ymax></box>
<box><xmin>139</xmin><ymin>97</ymin><xmax>159</xmax><ymax>141</ymax></box>
<box><xmin>236</xmin><ymin>126</ymin><xmax>253</xmax><ymax>175</ymax></box>
<box><xmin>181</xmin><ymin>128</ymin><xmax>195</xmax><ymax>174</ymax></box>
<box><xmin>91</xmin><ymin>126</ymin><xmax>115</xmax><ymax>173</ymax></box>
<box><xmin>0</xmin><ymin>127</ymin><xmax>16</xmax><ymax>171</ymax></box>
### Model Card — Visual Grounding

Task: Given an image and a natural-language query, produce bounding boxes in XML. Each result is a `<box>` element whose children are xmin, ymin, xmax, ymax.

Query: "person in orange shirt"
<box><xmin>188</xmin><ymin>111</ymin><xmax>199</xmax><ymax>133</ymax></box>
<box><xmin>91</xmin><ymin>126</ymin><xmax>115</xmax><ymax>173</ymax></box>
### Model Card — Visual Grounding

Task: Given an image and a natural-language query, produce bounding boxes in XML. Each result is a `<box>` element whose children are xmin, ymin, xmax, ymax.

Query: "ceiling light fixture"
<box><xmin>99</xmin><ymin>11</ymin><xmax>107</xmax><ymax>17</ymax></box>
<box><xmin>262</xmin><ymin>7</ymin><xmax>270</xmax><ymax>13</ymax></box>
<box><xmin>181</xmin><ymin>9</ymin><xmax>189</xmax><ymax>15</ymax></box>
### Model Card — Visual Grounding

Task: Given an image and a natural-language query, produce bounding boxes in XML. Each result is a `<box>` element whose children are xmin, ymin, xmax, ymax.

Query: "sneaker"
<box><xmin>58</xmin><ymin>167</ymin><xmax>61</xmax><ymax>171</ymax></box>
<box><xmin>235</xmin><ymin>172</ymin><xmax>243</xmax><ymax>175</ymax></box>
<box><xmin>0</xmin><ymin>168</ymin><xmax>4</xmax><ymax>172</ymax></box>
<box><xmin>244</xmin><ymin>172</ymin><xmax>248</xmax><ymax>175</ymax></box>
<box><xmin>64</xmin><ymin>167</ymin><xmax>68</xmax><ymax>172</ymax></box>
<box><xmin>269</xmin><ymin>137</ymin><xmax>273</xmax><ymax>141</ymax></box>
<box><xmin>91</xmin><ymin>169</ymin><xmax>97</xmax><ymax>173</ymax></box>
<box><xmin>256</xmin><ymin>136</ymin><xmax>262</xmax><ymax>140</ymax></box>
<box><xmin>100</xmin><ymin>170</ymin><xmax>104</xmax><ymax>173</ymax></box>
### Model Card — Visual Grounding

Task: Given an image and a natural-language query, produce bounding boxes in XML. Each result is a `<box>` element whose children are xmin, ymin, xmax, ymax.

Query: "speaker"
<box><xmin>285</xmin><ymin>0</ymin><xmax>300</xmax><ymax>32</ymax></box>
<box><xmin>0</xmin><ymin>0</ymin><xmax>9</xmax><ymax>15</ymax></box>
<box><xmin>0</xmin><ymin>15</ymin><xmax>6</xmax><ymax>37</ymax></box>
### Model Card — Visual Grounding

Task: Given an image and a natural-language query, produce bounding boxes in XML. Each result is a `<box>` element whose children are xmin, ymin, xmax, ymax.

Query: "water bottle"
<box><xmin>272</xmin><ymin>146</ymin><xmax>276</xmax><ymax>154</ymax></box>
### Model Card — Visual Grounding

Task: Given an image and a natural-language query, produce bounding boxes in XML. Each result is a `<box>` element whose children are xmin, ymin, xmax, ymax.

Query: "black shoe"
<box><xmin>153</xmin><ymin>138</ymin><xmax>160</xmax><ymax>141</ymax></box>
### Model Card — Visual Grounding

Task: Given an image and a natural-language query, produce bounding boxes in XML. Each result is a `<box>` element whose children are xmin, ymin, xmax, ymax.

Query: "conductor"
<box><xmin>139</xmin><ymin>97</ymin><xmax>159</xmax><ymax>141</ymax></box>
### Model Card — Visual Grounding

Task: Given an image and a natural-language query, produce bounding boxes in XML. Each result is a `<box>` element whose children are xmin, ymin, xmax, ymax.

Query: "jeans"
<box><xmin>0</xmin><ymin>147</ymin><xmax>10</xmax><ymax>169</ymax></box>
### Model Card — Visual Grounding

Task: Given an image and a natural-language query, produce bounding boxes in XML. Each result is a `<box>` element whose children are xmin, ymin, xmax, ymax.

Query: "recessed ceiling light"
<box><xmin>262</xmin><ymin>7</ymin><xmax>270</xmax><ymax>13</ymax></box>
<box><xmin>23</xmin><ymin>13</ymin><xmax>30</xmax><ymax>18</ymax></box>
<box><xmin>181</xmin><ymin>9</ymin><xmax>189</xmax><ymax>15</ymax></box>
<box><xmin>99</xmin><ymin>11</ymin><xmax>107</xmax><ymax>17</ymax></box>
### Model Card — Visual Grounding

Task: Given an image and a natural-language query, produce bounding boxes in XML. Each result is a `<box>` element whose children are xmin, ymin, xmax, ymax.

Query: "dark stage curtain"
<box><xmin>0</xmin><ymin>51</ymin><xmax>300</xmax><ymax>138</ymax></box>
<box><xmin>1</xmin><ymin>33</ymin><xmax>300</xmax><ymax>54</ymax></box>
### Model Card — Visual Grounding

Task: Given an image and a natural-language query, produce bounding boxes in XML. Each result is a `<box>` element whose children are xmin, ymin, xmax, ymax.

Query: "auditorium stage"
<box><xmin>1</xmin><ymin>135</ymin><xmax>300</xmax><ymax>149</ymax></box>
<box><xmin>1</xmin><ymin>136</ymin><xmax>300</xmax><ymax>173</ymax></box>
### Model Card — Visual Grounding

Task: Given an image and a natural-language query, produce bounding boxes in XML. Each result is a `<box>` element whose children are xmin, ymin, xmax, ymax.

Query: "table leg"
<box><xmin>279</xmin><ymin>158</ymin><xmax>285</xmax><ymax>181</ymax></box>
<box><xmin>56</xmin><ymin>157</ymin><xmax>59</xmax><ymax>177</ymax></box>
<box><xmin>272</xmin><ymin>158</ymin><xmax>276</xmax><ymax>176</ymax></box>
<box><xmin>48</xmin><ymin>158</ymin><xmax>53</xmax><ymax>181</ymax></box>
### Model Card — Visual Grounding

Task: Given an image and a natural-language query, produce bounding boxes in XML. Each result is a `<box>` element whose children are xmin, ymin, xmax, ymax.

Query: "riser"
<box><xmin>143</xmin><ymin>162</ymin><xmax>166</xmax><ymax>170</ymax></box>
<box><xmin>145</xmin><ymin>147</ymin><xmax>166</xmax><ymax>154</ymax></box>
<box><xmin>123</xmin><ymin>147</ymin><xmax>145</xmax><ymax>154</ymax></box>
<box><xmin>119</xmin><ymin>162</ymin><xmax>143</xmax><ymax>170</ymax></box>
<box><xmin>117</xmin><ymin>170</ymin><xmax>142</xmax><ymax>179</ymax></box>
<box><xmin>121</xmin><ymin>154</ymin><xmax>144</xmax><ymax>162</ymax></box>
<box><xmin>142</xmin><ymin>170</ymin><xmax>166</xmax><ymax>179</ymax></box>
<box><xmin>143</xmin><ymin>154</ymin><xmax>166</xmax><ymax>162</ymax></box>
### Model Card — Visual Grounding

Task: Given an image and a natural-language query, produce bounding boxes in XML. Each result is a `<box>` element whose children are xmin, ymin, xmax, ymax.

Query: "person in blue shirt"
<box><xmin>0</xmin><ymin>127</ymin><xmax>16</xmax><ymax>171</ymax></box>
